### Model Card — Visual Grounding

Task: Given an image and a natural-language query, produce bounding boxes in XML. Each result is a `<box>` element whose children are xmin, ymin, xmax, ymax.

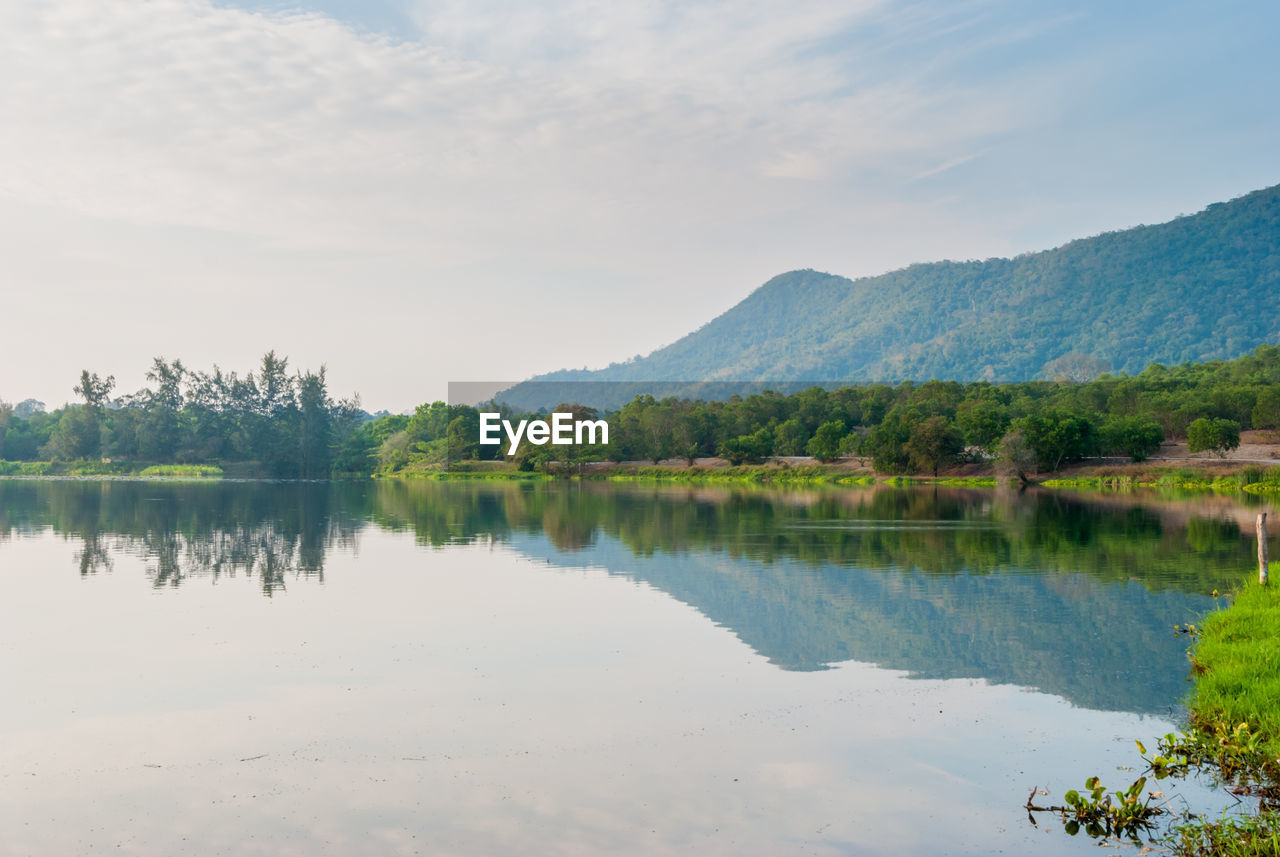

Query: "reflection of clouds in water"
<box><xmin>1</xmin><ymin>504</ymin><xmax>1240</xmax><ymax>856</ymax></box>
<box><xmin>0</xmin><ymin>480</ymin><xmax>1253</xmax><ymax>709</ymax></box>
<box><xmin>0</xmin><ymin>534</ymin><xmax>1172</xmax><ymax>856</ymax></box>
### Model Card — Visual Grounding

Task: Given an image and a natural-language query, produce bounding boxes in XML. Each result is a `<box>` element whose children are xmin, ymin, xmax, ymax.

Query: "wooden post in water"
<box><xmin>1259</xmin><ymin>512</ymin><xmax>1270</xmax><ymax>586</ymax></box>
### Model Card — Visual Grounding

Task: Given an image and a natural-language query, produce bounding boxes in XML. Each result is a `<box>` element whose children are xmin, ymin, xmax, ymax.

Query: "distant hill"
<box><xmin>501</xmin><ymin>184</ymin><xmax>1280</xmax><ymax>410</ymax></box>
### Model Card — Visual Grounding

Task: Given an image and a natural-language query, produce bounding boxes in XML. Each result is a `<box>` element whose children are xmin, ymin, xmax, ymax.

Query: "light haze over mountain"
<box><xmin>1</xmin><ymin>2</ymin><xmax>1278</xmax><ymax>411</ymax></box>
<box><xmin>505</xmin><ymin>183</ymin><xmax>1280</xmax><ymax>405</ymax></box>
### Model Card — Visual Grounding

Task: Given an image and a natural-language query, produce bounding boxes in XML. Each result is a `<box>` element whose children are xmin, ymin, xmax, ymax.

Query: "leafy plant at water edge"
<box><xmin>1143</xmin><ymin>724</ymin><xmax>1275</xmax><ymax>791</ymax></box>
<box><xmin>1027</xmin><ymin>775</ymin><xmax>1162</xmax><ymax>839</ymax></box>
<box><xmin>1061</xmin><ymin>775</ymin><xmax>1160</xmax><ymax>838</ymax></box>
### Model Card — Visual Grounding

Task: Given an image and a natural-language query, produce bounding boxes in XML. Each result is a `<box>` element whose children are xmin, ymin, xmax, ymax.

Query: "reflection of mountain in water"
<box><xmin>508</xmin><ymin>530</ymin><xmax>1209</xmax><ymax>716</ymax></box>
<box><xmin>0</xmin><ymin>479</ymin><xmax>1250</xmax><ymax>712</ymax></box>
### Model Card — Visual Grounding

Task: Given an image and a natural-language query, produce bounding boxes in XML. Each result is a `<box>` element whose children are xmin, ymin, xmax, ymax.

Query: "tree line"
<box><xmin>0</xmin><ymin>353</ymin><xmax>361</xmax><ymax>478</ymax></box>
<box><xmin>4</xmin><ymin>344</ymin><xmax>1279</xmax><ymax>477</ymax></box>
<box><xmin>349</xmin><ymin>344</ymin><xmax>1280</xmax><ymax>476</ymax></box>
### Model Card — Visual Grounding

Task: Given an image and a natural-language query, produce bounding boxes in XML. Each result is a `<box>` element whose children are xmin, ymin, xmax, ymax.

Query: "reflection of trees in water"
<box><xmin>0</xmin><ymin>480</ymin><xmax>364</xmax><ymax>593</ymax></box>
<box><xmin>75</xmin><ymin>532</ymin><xmax>114</xmax><ymax>576</ymax></box>
<box><xmin>364</xmin><ymin>481</ymin><xmax>1251</xmax><ymax>712</ymax></box>
<box><xmin>0</xmin><ymin>478</ymin><xmax>1256</xmax><ymax>714</ymax></box>
<box><xmin>0</xmin><ymin>479</ymin><xmax>1257</xmax><ymax>595</ymax></box>
<box><xmin>141</xmin><ymin>523</ymin><xmax>329</xmax><ymax>593</ymax></box>
<box><xmin>368</xmin><ymin>480</ymin><xmax>1252</xmax><ymax>593</ymax></box>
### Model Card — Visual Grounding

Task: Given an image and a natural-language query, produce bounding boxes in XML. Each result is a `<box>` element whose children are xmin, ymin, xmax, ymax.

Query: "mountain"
<box><xmin>501</xmin><ymin>184</ymin><xmax>1280</xmax><ymax>409</ymax></box>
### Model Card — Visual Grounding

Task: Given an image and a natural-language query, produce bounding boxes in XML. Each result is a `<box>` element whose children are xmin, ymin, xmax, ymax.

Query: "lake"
<box><xmin>0</xmin><ymin>479</ymin><xmax>1267</xmax><ymax>855</ymax></box>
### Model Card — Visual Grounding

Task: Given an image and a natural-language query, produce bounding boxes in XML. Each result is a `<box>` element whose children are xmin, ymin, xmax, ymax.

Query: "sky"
<box><xmin>1</xmin><ymin>0</ymin><xmax>1278</xmax><ymax>413</ymax></box>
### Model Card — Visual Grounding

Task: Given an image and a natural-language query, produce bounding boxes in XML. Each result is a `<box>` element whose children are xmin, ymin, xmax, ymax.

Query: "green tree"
<box><xmin>406</xmin><ymin>401</ymin><xmax>452</xmax><ymax>447</ymax></box>
<box><xmin>0</xmin><ymin>399</ymin><xmax>10</xmax><ymax>459</ymax></box>
<box><xmin>1100</xmin><ymin>415</ymin><xmax>1164</xmax><ymax>462</ymax></box>
<box><xmin>46</xmin><ymin>371</ymin><xmax>116</xmax><ymax>460</ymax></box>
<box><xmin>1253</xmin><ymin>387</ymin><xmax>1280</xmax><ymax>431</ymax></box>
<box><xmin>445</xmin><ymin>412</ymin><xmax>480</xmax><ymax>463</ymax></box>
<box><xmin>773</xmin><ymin>418</ymin><xmax>808</xmax><ymax>456</ymax></box>
<box><xmin>671</xmin><ymin>403</ymin><xmax>716</xmax><ymax>465</ymax></box>
<box><xmin>955</xmin><ymin>399</ymin><xmax>1009</xmax><ymax>453</ymax></box>
<box><xmin>639</xmin><ymin>403</ymin><xmax>677</xmax><ymax>463</ymax></box>
<box><xmin>296</xmin><ymin>369</ymin><xmax>333</xmax><ymax>477</ymax></box>
<box><xmin>718</xmin><ymin>428</ymin><xmax>772</xmax><ymax>464</ymax></box>
<box><xmin>138</xmin><ymin>357</ymin><xmax>186</xmax><ymax>460</ymax></box>
<box><xmin>45</xmin><ymin>407</ymin><xmax>100</xmax><ymax>460</ymax></box>
<box><xmin>250</xmin><ymin>352</ymin><xmax>299</xmax><ymax>475</ymax></box>
<box><xmin>1012</xmin><ymin>411</ymin><xmax>1097</xmax><ymax>471</ymax></box>
<box><xmin>74</xmin><ymin>370</ymin><xmax>116</xmax><ymax>409</ymax></box>
<box><xmin>863</xmin><ymin>410</ymin><xmax>913</xmax><ymax>474</ymax></box>
<box><xmin>1187</xmin><ymin>418</ymin><xmax>1241</xmax><ymax>458</ymax></box>
<box><xmin>996</xmin><ymin>429</ymin><xmax>1036</xmax><ymax>485</ymax></box>
<box><xmin>806</xmin><ymin>421</ymin><xmax>846</xmax><ymax>463</ymax></box>
<box><xmin>614</xmin><ymin>395</ymin><xmax>658</xmax><ymax>462</ymax></box>
<box><xmin>905</xmin><ymin>416</ymin><xmax>962</xmax><ymax>476</ymax></box>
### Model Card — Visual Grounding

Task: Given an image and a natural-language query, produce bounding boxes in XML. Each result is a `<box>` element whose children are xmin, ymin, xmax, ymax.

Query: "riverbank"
<box><xmin>402</xmin><ymin>455</ymin><xmax>1280</xmax><ymax>489</ymax></box>
<box><xmin>0</xmin><ymin>461</ymin><xmax>222</xmax><ymax>478</ymax></box>
<box><xmin>1190</xmin><ymin>580</ymin><xmax>1280</xmax><ymax>768</ymax></box>
<box><xmin>1158</xmin><ymin>578</ymin><xmax>1280</xmax><ymax>855</ymax></box>
<box><xmin>8</xmin><ymin>443</ymin><xmax>1280</xmax><ymax>490</ymax></box>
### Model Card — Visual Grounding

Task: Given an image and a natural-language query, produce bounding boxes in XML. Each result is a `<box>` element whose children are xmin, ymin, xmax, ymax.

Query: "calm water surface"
<box><xmin>0</xmin><ymin>480</ymin><xmax>1269</xmax><ymax>856</ymax></box>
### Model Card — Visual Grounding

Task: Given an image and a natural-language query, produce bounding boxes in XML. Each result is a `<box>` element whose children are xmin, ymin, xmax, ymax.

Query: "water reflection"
<box><xmin>1</xmin><ymin>481</ymin><xmax>1259</xmax><ymax>592</ymax></box>
<box><xmin>366</xmin><ymin>481</ymin><xmax>1254</xmax><ymax>594</ymax></box>
<box><xmin>0</xmin><ymin>479</ymin><xmax>1263</xmax><ymax>710</ymax></box>
<box><xmin>3</xmin><ymin>478</ymin><xmax>1267</xmax><ymax>856</ymax></box>
<box><xmin>0</xmin><ymin>480</ymin><xmax>366</xmax><ymax>593</ymax></box>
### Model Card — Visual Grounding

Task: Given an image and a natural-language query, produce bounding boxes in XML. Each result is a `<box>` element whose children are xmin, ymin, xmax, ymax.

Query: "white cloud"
<box><xmin>3</xmin><ymin>0</ymin><xmax>1270</xmax><ymax>408</ymax></box>
<box><xmin>0</xmin><ymin>0</ymin><xmax>1020</xmax><ymax>261</ymax></box>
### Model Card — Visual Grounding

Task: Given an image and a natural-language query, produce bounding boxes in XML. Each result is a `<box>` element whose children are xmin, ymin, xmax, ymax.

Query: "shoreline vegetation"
<box><xmin>8</xmin><ymin>456</ymin><xmax>1280</xmax><ymax>493</ymax></box>
<box><xmin>5</xmin><ymin>345</ymin><xmax>1280</xmax><ymax>483</ymax></box>
<box><xmin>1190</xmin><ymin>582</ymin><xmax>1280</xmax><ymax>771</ymax></box>
<box><xmin>1075</xmin><ymin>577</ymin><xmax>1280</xmax><ymax>855</ymax></box>
<box><xmin>0</xmin><ymin>461</ymin><xmax>225</xmax><ymax>479</ymax></box>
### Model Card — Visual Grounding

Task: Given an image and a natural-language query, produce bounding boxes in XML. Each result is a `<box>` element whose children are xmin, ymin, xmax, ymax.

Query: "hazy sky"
<box><xmin>2</xmin><ymin>0</ymin><xmax>1278</xmax><ymax>412</ymax></box>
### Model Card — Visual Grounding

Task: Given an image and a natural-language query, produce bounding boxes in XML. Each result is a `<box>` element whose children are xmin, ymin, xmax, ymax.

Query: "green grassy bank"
<box><xmin>1043</xmin><ymin>463</ymin><xmax>1280</xmax><ymax>494</ymax></box>
<box><xmin>1190</xmin><ymin>581</ymin><xmax>1280</xmax><ymax>767</ymax></box>
<box><xmin>0</xmin><ymin>460</ymin><xmax>222</xmax><ymax>478</ymax></box>
<box><xmin>1164</xmin><ymin>579</ymin><xmax>1280</xmax><ymax>856</ymax></box>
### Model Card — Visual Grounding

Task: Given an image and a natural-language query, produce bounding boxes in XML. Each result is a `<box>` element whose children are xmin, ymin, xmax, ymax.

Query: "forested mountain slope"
<box><xmin>513</xmin><ymin>184</ymin><xmax>1280</xmax><ymax>397</ymax></box>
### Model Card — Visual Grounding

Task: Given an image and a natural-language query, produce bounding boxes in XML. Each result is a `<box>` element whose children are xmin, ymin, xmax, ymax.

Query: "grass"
<box><xmin>609</xmin><ymin>464</ymin><xmax>842</xmax><ymax>484</ymax></box>
<box><xmin>882</xmin><ymin>475</ymin><xmax>998</xmax><ymax>487</ymax></box>
<box><xmin>378</xmin><ymin>464</ymin><xmax>554</xmax><ymax>480</ymax></box>
<box><xmin>1032</xmin><ymin>576</ymin><xmax>1280</xmax><ymax>853</ymax></box>
<box><xmin>1042</xmin><ymin>475</ymin><xmax>1143</xmax><ymax>489</ymax></box>
<box><xmin>0</xmin><ymin>460</ymin><xmax>222</xmax><ymax>478</ymax></box>
<box><xmin>1041</xmin><ymin>464</ymin><xmax>1280</xmax><ymax>495</ymax></box>
<box><xmin>1189</xmin><ymin>580</ymin><xmax>1280</xmax><ymax>770</ymax></box>
<box><xmin>1150</xmin><ymin>577</ymin><xmax>1280</xmax><ymax>856</ymax></box>
<box><xmin>1170</xmin><ymin>810</ymin><xmax>1280</xmax><ymax>857</ymax></box>
<box><xmin>137</xmin><ymin>464</ymin><xmax>223</xmax><ymax>478</ymax></box>
<box><xmin>0</xmin><ymin>460</ymin><xmax>53</xmax><ymax>476</ymax></box>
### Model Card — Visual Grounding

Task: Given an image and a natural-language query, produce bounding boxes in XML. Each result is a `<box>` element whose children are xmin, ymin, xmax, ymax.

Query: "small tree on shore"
<box><xmin>1187</xmin><ymin>418</ymin><xmax>1241</xmax><ymax>458</ymax></box>
<box><xmin>1100</xmin><ymin>415</ymin><xmax>1164</xmax><ymax>462</ymax></box>
<box><xmin>906</xmin><ymin>416</ymin><xmax>962</xmax><ymax>477</ymax></box>
<box><xmin>718</xmin><ymin>428</ymin><xmax>772</xmax><ymax>465</ymax></box>
<box><xmin>806</xmin><ymin>421</ymin><xmax>846</xmax><ymax>462</ymax></box>
<box><xmin>996</xmin><ymin>429</ymin><xmax>1036</xmax><ymax>485</ymax></box>
<box><xmin>0</xmin><ymin>398</ymin><xmax>10</xmax><ymax>458</ymax></box>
